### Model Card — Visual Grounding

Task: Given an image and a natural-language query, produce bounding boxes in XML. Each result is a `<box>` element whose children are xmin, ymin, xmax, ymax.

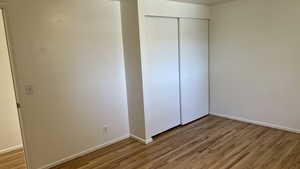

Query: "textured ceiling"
<box><xmin>169</xmin><ymin>0</ymin><xmax>233</xmax><ymax>5</ymax></box>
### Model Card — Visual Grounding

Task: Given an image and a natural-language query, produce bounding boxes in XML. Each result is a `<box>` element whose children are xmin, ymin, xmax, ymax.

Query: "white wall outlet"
<box><xmin>103</xmin><ymin>125</ymin><xmax>109</xmax><ymax>133</ymax></box>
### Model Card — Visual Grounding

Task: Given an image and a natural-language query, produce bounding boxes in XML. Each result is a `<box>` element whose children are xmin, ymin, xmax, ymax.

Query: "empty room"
<box><xmin>0</xmin><ymin>0</ymin><xmax>299</xmax><ymax>169</ymax></box>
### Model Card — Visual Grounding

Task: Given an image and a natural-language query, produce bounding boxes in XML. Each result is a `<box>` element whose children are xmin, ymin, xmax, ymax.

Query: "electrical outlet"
<box><xmin>103</xmin><ymin>125</ymin><xmax>109</xmax><ymax>133</ymax></box>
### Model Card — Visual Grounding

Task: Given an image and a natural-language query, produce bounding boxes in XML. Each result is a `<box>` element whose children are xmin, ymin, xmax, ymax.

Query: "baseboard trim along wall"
<box><xmin>38</xmin><ymin>134</ymin><xmax>130</xmax><ymax>169</ymax></box>
<box><xmin>210</xmin><ymin>112</ymin><xmax>300</xmax><ymax>134</ymax></box>
<box><xmin>0</xmin><ymin>144</ymin><xmax>23</xmax><ymax>155</ymax></box>
<box><xmin>130</xmin><ymin>134</ymin><xmax>153</xmax><ymax>144</ymax></box>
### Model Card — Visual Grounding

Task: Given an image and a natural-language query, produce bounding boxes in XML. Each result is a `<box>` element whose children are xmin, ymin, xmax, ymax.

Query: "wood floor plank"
<box><xmin>0</xmin><ymin>149</ymin><xmax>26</xmax><ymax>169</ymax></box>
<box><xmin>274</xmin><ymin>140</ymin><xmax>300</xmax><ymax>169</ymax></box>
<box><xmin>52</xmin><ymin>116</ymin><xmax>300</xmax><ymax>169</ymax></box>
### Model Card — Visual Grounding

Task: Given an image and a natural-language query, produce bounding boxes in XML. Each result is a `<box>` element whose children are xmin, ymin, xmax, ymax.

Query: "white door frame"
<box><xmin>0</xmin><ymin>3</ymin><xmax>31</xmax><ymax>169</ymax></box>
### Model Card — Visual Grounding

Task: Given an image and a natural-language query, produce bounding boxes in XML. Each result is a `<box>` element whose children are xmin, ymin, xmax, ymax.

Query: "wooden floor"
<box><xmin>1</xmin><ymin>116</ymin><xmax>300</xmax><ymax>169</ymax></box>
<box><xmin>0</xmin><ymin>149</ymin><xmax>26</xmax><ymax>169</ymax></box>
<box><xmin>52</xmin><ymin>116</ymin><xmax>300</xmax><ymax>169</ymax></box>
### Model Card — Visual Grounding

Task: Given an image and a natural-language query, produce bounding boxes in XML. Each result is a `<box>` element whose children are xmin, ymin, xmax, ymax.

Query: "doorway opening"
<box><xmin>0</xmin><ymin>8</ymin><xmax>27</xmax><ymax>169</ymax></box>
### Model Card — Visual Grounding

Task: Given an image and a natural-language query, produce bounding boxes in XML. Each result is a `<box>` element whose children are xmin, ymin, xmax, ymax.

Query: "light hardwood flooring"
<box><xmin>0</xmin><ymin>149</ymin><xmax>26</xmax><ymax>169</ymax></box>
<box><xmin>52</xmin><ymin>115</ymin><xmax>300</xmax><ymax>169</ymax></box>
<box><xmin>1</xmin><ymin>115</ymin><xmax>300</xmax><ymax>169</ymax></box>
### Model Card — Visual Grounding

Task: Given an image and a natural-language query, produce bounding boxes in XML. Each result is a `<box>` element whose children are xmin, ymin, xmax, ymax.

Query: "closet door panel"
<box><xmin>143</xmin><ymin>17</ymin><xmax>181</xmax><ymax>137</ymax></box>
<box><xmin>180</xmin><ymin>19</ymin><xmax>209</xmax><ymax>125</ymax></box>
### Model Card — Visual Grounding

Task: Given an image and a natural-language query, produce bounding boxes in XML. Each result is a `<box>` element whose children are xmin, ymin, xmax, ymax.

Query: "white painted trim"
<box><xmin>0</xmin><ymin>144</ymin><xmax>23</xmax><ymax>154</ymax></box>
<box><xmin>210</xmin><ymin>112</ymin><xmax>300</xmax><ymax>134</ymax></box>
<box><xmin>130</xmin><ymin>134</ymin><xmax>153</xmax><ymax>144</ymax></box>
<box><xmin>38</xmin><ymin>134</ymin><xmax>130</xmax><ymax>169</ymax></box>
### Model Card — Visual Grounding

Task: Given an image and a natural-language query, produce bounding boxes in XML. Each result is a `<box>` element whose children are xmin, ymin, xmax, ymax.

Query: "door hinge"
<box><xmin>16</xmin><ymin>103</ymin><xmax>21</xmax><ymax>109</ymax></box>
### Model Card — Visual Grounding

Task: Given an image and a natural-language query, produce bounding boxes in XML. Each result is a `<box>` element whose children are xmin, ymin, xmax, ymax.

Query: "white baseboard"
<box><xmin>38</xmin><ymin>134</ymin><xmax>130</xmax><ymax>169</ymax></box>
<box><xmin>130</xmin><ymin>134</ymin><xmax>153</xmax><ymax>144</ymax></box>
<box><xmin>210</xmin><ymin>112</ymin><xmax>300</xmax><ymax>134</ymax></box>
<box><xmin>0</xmin><ymin>144</ymin><xmax>23</xmax><ymax>155</ymax></box>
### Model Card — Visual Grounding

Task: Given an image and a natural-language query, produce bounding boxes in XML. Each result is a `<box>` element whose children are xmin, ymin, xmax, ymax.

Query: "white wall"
<box><xmin>0</xmin><ymin>9</ymin><xmax>22</xmax><ymax>153</ymax></box>
<box><xmin>141</xmin><ymin>0</ymin><xmax>211</xmax><ymax>18</ymax></box>
<box><xmin>5</xmin><ymin>0</ymin><xmax>129</xmax><ymax>168</ymax></box>
<box><xmin>120</xmin><ymin>0</ymin><xmax>147</xmax><ymax>140</ymax></box>
<box><xmin>210</xmin><ymin>0</ymin><xmax>300</xmax><ymax>132</ymax></box>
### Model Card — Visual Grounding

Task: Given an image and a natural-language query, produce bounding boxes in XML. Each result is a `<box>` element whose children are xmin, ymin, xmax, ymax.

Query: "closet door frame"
<box><xmin>141</xmin><ymin>15</ymin><xmax>210</xmax><ymax>137</ymax></box>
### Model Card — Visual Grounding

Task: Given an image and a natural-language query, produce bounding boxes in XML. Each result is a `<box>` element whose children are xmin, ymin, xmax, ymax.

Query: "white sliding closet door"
<box><xmin>143</xmin><ymin>17</ymin><xmax>181</xmax><ymax>137</ymax></box>
<box><xmin>180</xmin><ymin>19</ymin><xmax>209</xmax><ymax>125</ymax></box>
